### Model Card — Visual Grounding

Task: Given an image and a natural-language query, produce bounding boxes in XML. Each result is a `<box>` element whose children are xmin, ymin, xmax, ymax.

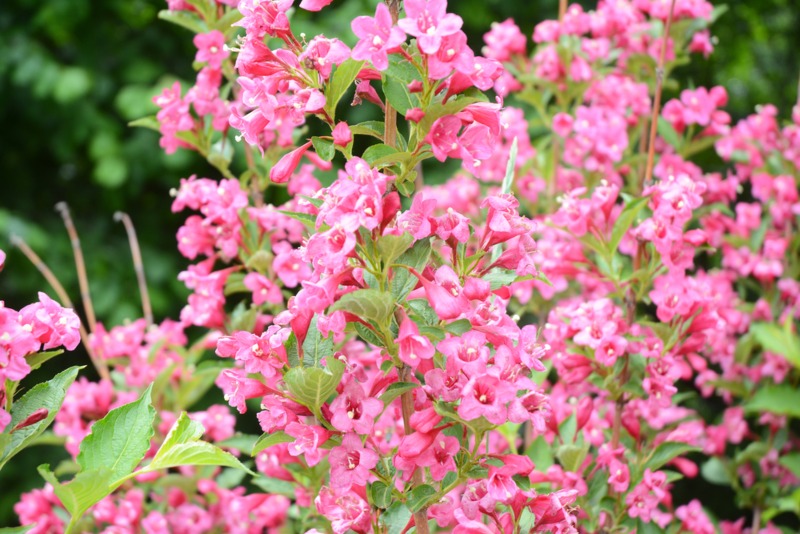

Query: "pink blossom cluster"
<box><xmin>0</xmin><ymin>269</ymin><xmax>81</xmax><ymax>432</ymax></box>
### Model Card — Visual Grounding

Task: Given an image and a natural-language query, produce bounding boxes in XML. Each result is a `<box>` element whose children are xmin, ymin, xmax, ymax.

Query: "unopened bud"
<box><xmin>10</xmin><ymin>408</ymin><xmax>49</xmax><ymax>433</ymax></box>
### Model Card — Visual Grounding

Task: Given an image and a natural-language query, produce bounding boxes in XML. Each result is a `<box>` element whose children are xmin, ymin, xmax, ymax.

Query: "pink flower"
<box><xmin>427</xmin><ymin>115</ymin><xmax>462</xmax><ymax>162</ymax></box>
<box><xmin>299</xmin><ymin>36</ymin><xmax>351</xmax><ymax>79</ymax></box>
<box><xmin>419</xmin><ymin>432</ymin><xmax>459</xmax><ymax>481</ymax></box>
<box><xmin>397</xmin><ymin>317</ymin><xmax>435</xmax><ymax>368</ymax></box>
<box><xmin>329</xmin><ymin>433</ymin><xmax>379</xmax><ymax>490</ymax></box>
<box><xmin>482</xmin><ymin>19</ymin><xmax>526</xmax><ymax>61</ymax></box>
<box><xmin>458</xmin><ymin>375</ymin><xmax>514</xmax><ymax>425</ymax></box>
<box><xmin>244</xmin><ymin>272</ymin><xmax>283</xmax><ymax>306</ymax></box>
<box><xmin>18</xmin><ymin>292</ymin><xmax>81</xmax><ymax>351</ymax></box>
<box><xmin>0</xmin><ymin>249</ymin><xmax>5</xmax><ymax>272</ymax></box>
<box><xmin>411</xmin><ymin>266</ymin><xmax>470</xmax><ymax>321</ymax></box>
<box><xmin>215</xmin><ymin>326</ymin><xmax>289</xmax><ymax>378</ymax></box>
<box><xmin>285</xmin><ymin>422</ymin><xmax>331</xmax><ymax>466</ymax></box>
<box><xmin>270</xmin><ymin>142</ymin><xmax>313</xmax><ymax>183</ymax></box>
<box><xmin>299</xmin><ymin>0</ymin><xmax>334</xmax><ymax>12</ymax></box>
<box><xmin>216</xmin><ymin>368</ymin><xmax>270</xmax><ymax>414</ymax></box>
<box><xmin>332</xmin><ymin>122</ymin><xmax>352</xmax><ymax>147</ymax></box>
<box><xmin>398</xmin><ymin>0</ymin><xmax>463</xmax><ymax>55</ymax></box>
<box><xmin>329</xmin><ymin>380</ymin><xmax>383</xmax><ymax>434</ymax></box>
<box><xmin>193</xmin><ymin>30</ymin><xmax>229</xmax><ymax>69</ymax></box>
<box><xmin>273</xmin><ymin>250</ymin><xmax>312</xmax><ymax>288</ymax></box>
<box><xmin>351</xmin><ymin>3</ymin><xmax>406</xmax><ymax>71</ymax></box>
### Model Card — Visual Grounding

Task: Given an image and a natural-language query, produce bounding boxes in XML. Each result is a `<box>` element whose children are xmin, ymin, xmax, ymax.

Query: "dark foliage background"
<box><xmin>0</xmin><ymin>0</ymin><xmax>798</xmax><ymax>526</ymax></box>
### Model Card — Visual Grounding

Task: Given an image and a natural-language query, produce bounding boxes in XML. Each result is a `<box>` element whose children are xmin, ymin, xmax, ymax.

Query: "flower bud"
<box><xmin>270</xmin><ymin>142</ymin><xmax>312</xmax><ymax>184</ymax></box>
<box><xmin>10</xmin><ymin>408</ymin><xmax>49</xmax><ymax>433</ymax></box>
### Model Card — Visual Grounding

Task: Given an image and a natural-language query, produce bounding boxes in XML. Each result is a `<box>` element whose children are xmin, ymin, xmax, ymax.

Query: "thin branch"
<box><xmin>399</xmin><ymin>365</ymin><xmax>430</xmax><ymax>534</ymax></box>
<box><xmin>114</xmin><ymin>212</ymin><xmax>154</xmax><ymax>327</ymax></box>
<box><xmin>559</xmin><ymin>0</ymin><xmax>567</xmax><ymax>22</ymax></box>
<box><xmin>383</xmin><ymin>0</ymin><xmax>401</xmax><ymax>151</ymax></box>
<box><xmin>55</xmin><ymin>202</ymin><xmax>97</xmax><ymax>333</ymax></box>
<box><xmin>11</xmin><ymin>234</ymin><xmax>110</xmax><ymax>382</ymax></box>
<box><xmin>642</xmin><ymin>0</ymin><xmax>677</xmax><ymax>192</ymax></box>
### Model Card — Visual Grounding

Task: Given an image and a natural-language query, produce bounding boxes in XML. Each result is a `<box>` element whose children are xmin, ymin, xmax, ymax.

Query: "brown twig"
<box><xmin>383</xmin><ymin>0</ymin><xmax>401</xmax><ymax>151</ymax></box>
<box><xmin>641</xmin><ymin>0</ymin><xmax>677</xmax><ymax>192</ymax></box>
<box><xmin>558</xmin><ymin>0</ymin><xmax>568</xmax><ymax>22</ymax></box>
<box><xmin>55</xmin><ymin>202</ymin><xmax>97</xmax><ymax>333</ymax></box>
<box><xmin>399</xmin><ymin>365</ymin><xmax>430</xmax><ymax>534</ymax></box>
<box><xmin>11</xmin><ymin>234</ymin><xmax>110</xmax><ymax>382</ymax></box>
<box><xmin>114</xmin><ymin>212</ymin><xmax>154</xmax><ymax>327</ymax></box>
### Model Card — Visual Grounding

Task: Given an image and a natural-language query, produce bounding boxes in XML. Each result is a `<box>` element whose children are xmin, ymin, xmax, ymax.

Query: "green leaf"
<box><xmin>380</xmin><ymin>501</ymin><xmax>412</xmax><ymax>534</ymax></box>
<box><xmin>251</xmin><ymin>431</ymin><xmax>294</xmax><ymax>456</ymax></box>
<box><xmin>311</xmin><ymin>136</ymin><xmax>335</xmax><ymax>162</ymax></box>
<box><xmin>745</xmin><ymin>384</ymin><xmax>800</xmax><ymax>418</ymax></box>
<box><xmin>277</xmin><ymin>209</ymin><xmax>317</xmax><ymax>229</ymax></box>
<box><xmin>0</xmin><ymin>366</ymin><xmax>82</xmax><ymax>471</ymax></box>
<box><xmin>556</xmin><ymin>443</ymin><xmax>589</xmax><ymax>473</ymax></box>
<box><xmin>391</xmin><ymin>238</ymin><xmax>432</xmax><ymax>300</ymax></box>
<box><xmin>0</xmin><ymin>526</ymin><xmax>34</xmax><ymax>534</ymax></box>
<box><xmin>444</xmin><ymin>319</ymin><xmax>472</xmax><ymax>336</ymax></box>
<box><xmin>657</xmin><ymin>117</ymin><xmax>682</xmax><ymax>149</ymax></box>
<box><xmin>214</xmin><ymin>7</ymin><xmax>243</xmax><ymax>31</ymax></box>
<box><xmin>329</xmin><ymin>289</ymin><xmax>395</xmax><ymax>325</ymax></box>
<box><xmin>378</xmin><ymin>233</ymin><xmax>415</xmax><ymax>268</ymax></box>
<box><xmin>750</xmin><ymin>322</ymin><xmax>800</xmax><ymax>369</ymax></box>
<box><xmin>418</xmin><ymin>97</ymin><xmax>483</xmax><ymax>138</ymax></box>
<box><xmin>38</xmin><ymin>464</ymin><xmax>115</xmax><ymax>523</ymax></box>
<box><xmin>77</xmin><ymin>385</ymin><xmax>155</xmax><ymax>480</ymax></box>
<box><xmin>379</xmin><ymin>382</ymin><xmax>419</xmax><ymax>406</ymax></box>
<box><xmin>383</xmin><ymin>75</ymin><xmax>418</xmax><ymax>115</ymax></box>
<box><xmin>407</xmin><ymin>484</ymin><xmax>436</xmax><ymax>512</ymax></box>
<box><xmin>645</xmin><ymin>442</ymin><xmax>700</xmax><ymax>472</ymax></box>
<box><xmin>146</xmin><ymin>412</ymin><xmax>250</xmax><ymax>473</ymax></box>
<box><xmin>325</xmin><ymin>59</ymin><xmax>365</xmax><ymax>118</ymax></box>
<box><xmin>217</xmin><ymin>434</ymin><xmax>259</xmax><ymax>452</ymax></box>
<box><xmin>369</xmin><ymin>481</ymin><xmax>392</xmax><ymax>509</ymax></box>
<box><xmin>500</xmin><ymin>137</ymin><xmax>518</xmax><ymax>195</ymax></box>
<box><xmin>354</xmin><ymin>322</ymin><xmax>384</xmax><ymax>348</ymax></box>
<box><xmin>157</xmin><ymin>9</ymin><xmax>208</xmax><ymax>33</ymax></box>
<box><xmin>285</xmin><ymin>357</ymin><xmax>345</xmax><ymax>412</ymax></box>
<box><xmin>609</xmin><ymin>195</ymin><xmax>650</xmax><ymax>253</ymax></box>
<box><xmin>701</xmin><ymin>457</ymin><xmax>731</xmax><ymax>485</ymax></box>
<box><xmin>779</xmin><ymin>452</ymin><xmax>800</xmax><ymax>479</ymax></box>
<box><xmin>350</xmin><ymin>121</ymin><xmax>385</xmax><ymax>140</ymax></box>
<box><xmin>285</xmin><ymin>331</ymin><xmax>300</xmax><ymax>368</ymax></box>
<box><xmin>25</xmin><ymin>349</ymin><xmax>64</xmax><ymax>371</ymax></box>
<box><xmin>302</xmin><ymin>315</ymin><xmax>335</xmax><ymax>367</ymax></box>
<box><xmin>176</xmin><ymin>362</ymin><xmax>230</xmax><ymax>410</ymax></box>
<box><xmin>362</xmin><ymin>143</ymin><xmax>399</xmax><ymax>166</ymax></box>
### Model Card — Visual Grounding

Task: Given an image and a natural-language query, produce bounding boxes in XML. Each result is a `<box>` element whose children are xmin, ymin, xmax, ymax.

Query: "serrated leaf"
<box><xmin>391</xmin><ymin>238</ymin><xmax>432</xmax><ymax>300</ymax></box>
<box><xmin>77</xmin><ymin>385</ymin><xmax>155</xmax><ymax>480</ymax></box>
<box><xmin>329</xmin><ymin>289</ymin><xmax>394</xmax><ymax>325</ymax></box>
<box><xmin>745</xmin><ymin>384</ymin><xmax>800</xmax><ymax>418</ymax></box>
<box><xmin>251</xmin><ymin>431</ymin><xmax>294</xmax><ymax>456</ymax></box>
<box><xmin>325</xmin><ymin>59</ymin><xmax>365</xmax><ymax>118</ymax></box>
<box><xmin>285</xmin><ymin>357</ymin><xmax>345</xmax><ymax>412</ymax></box>
<box><xmin>354</xmin><ymin>322</ymin><xmax>384</xmax><ymax>347</ymax></box>
<box><xmin>379</xmin><ymin>382</ymin><xmax>419</xmax><ymax>406</ymax></box>
<box><xmin>609</xmin><ymin>196</ymin><xmax>650</xmax><ymax>253</ymax></box>
<box><xmin>750</xmin><ymin>322</ymin><xmax>800</xmax><ymax>369</ymax></box>
<box><xmin>407</xmin><ymin>484</ymin><xmax>436</xmax><ymax>512</ymax></box>
<box><xmin>302</xmin><ymin>315</ymin><xmax>335</xmax><ymax>367</ymax></box>
<box><xmin>378</xmin><ymin>233</ymin><xmax>415</xmax><ymax>268</ymax></box>
<box><xmin>176</xmin><ymin>362</ymin><xmax>230</xmax><ymax>410</ymax></box>
<box><xmin>217</xmin><ymin>434</ymin><xmax>259</xmax><ymax>452</ymax></box>
<box><xmin>556</xmin><ymin>443</ymin><xmax>589</xmax><ymax>473</ymax></box>
<box><xmin>645</xmin><ymin>442</ymin><xmax>700</xmax><ymax>472</ymax></box>
<box><xmin>380</xmin><ymin>501</ymin><xmax>412</xmax><ymax>534</ymax></box>
<box><xmin>0</xmin><ymin>366</ymin><xmax>82</xmax><ymax>471</ymax></box>
<box><xmin>146</xmin><ymin>412</ymin><xmax>250</xmax><ymax>473</ymax></box>
<box><xmin>38</xmin><ymin>464</ymin><xmax>115</xmax><ymax>525</ymax></box>
<box><xmin>311</xmin><ymin>136</ymin><xmax>335</xmax><ymax>162</ymax></box>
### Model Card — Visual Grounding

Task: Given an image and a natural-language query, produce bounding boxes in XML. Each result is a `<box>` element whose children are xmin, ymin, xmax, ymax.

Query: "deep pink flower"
<box><xmin>18</xmin><ymin>292</ymin><xmax>81</xmax><ymax>351</ymax></box>
<box><xmin>351</xmin><ymin>3</ymin><xmax>406</xmax><ymax>71</ymax></box>
<box><xmin>299</xmin><ymin>0</ymin><xmax>334</xmax><ymax>12</ymax></box>
<box><xmin>329</xmin><ymin>380</ymin><xmax>383</xmax><ymax>434</ymax></box>
<box><xmin>397</xmin><ymin>317</ymin><xmax>435</xmax><ymax>368</ymax></box>
<box><xmin>427</xmin><ymin>115</ymin><xmax>462</xmax><ymax>162</ymax></box>
<box><xmin>329</xmin><ymin>433</ymin><xmax>379</xmax><ymax>490</ymax></box>
<box><xmin>244</xmin><ymin>272</ymin><xmax>283</xmax><ymax>306</ymax></box>
<box><xmin>419</xmin><ymin>432</ymin><xmax>459</xmax><ymax>481</ymax></box>
<box><xmin>215</xmin><ymin>368</ymin><xmax>270</xmax><ymax>414</ymax></box>
<box><xmin>332</xmin><ymin>122</ymin><xmax>352</xmax><ymax>146</ymax></box>
<box><xmin>270</xmin><ymin>142</ymin><xmax>313</xmax><ymax>183</ymax></box>
<box><xmin>411</xmin><ymin>266</ymin><xmax>470</xmax><ymax>321</ymax></box>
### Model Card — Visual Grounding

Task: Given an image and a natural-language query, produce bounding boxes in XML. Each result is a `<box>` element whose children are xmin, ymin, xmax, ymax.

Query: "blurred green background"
<box><xmin>0</xmin><ymin>0</ymin><xmax>798</xmax><ymax>526</ymax></box>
